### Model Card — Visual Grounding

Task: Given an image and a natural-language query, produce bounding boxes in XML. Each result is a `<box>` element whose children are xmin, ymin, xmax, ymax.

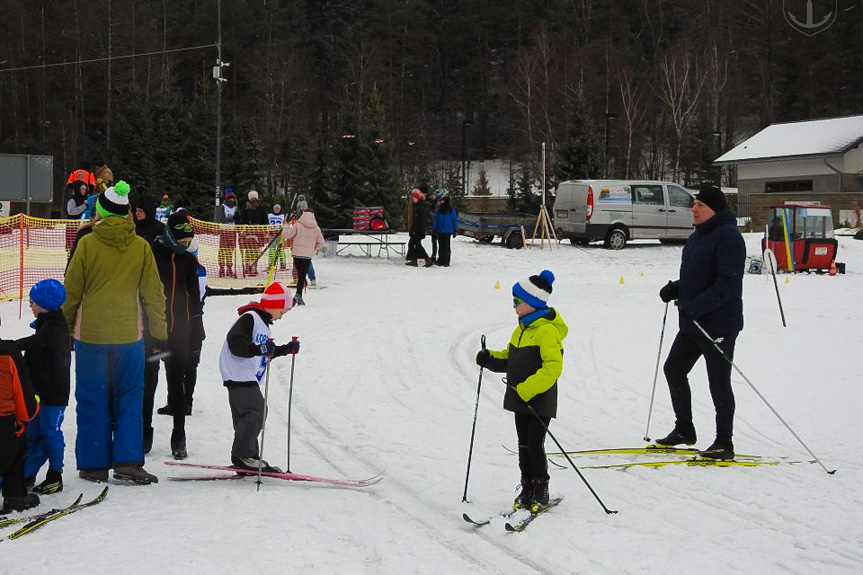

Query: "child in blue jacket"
<box><xmin>17</xmin><ymin>279</ymin><xmax>71</xmax><ymax>494</ymax></box>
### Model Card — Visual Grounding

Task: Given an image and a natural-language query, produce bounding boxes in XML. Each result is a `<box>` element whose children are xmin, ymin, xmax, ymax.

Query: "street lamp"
<box><xmin>604</xmin><ymin>113</ymin><xmax>618</xmax><ymax>178</ymax></box>
<box><xmin>462</xmin><ymin>118</ymin><xmax>475</xmax><ymax>196</ymax></box>
<box><xmin>711</xmin><ymin>131</ymin><xmax>722</xmax><ymax>186</ymax></box>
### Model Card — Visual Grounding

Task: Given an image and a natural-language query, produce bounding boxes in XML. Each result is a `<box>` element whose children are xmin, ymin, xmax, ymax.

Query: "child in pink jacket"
<box><xmin>281</xmin><ymin>210</ymin><xmax>325</xmax><ymax>305</ymax></box>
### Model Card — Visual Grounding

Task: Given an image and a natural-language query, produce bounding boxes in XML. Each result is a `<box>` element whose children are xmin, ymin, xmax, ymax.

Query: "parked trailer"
<box><xmin>457</xmin><ymin>212</ymin><xmax>538</xmax><ymax>249</ymax></box>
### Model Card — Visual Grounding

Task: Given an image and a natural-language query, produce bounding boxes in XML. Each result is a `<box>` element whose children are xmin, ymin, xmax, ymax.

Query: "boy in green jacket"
<box><xmin>476</xmin><ymin>270</ymin><xmax>567</xmax><ymax>512</ymax></box>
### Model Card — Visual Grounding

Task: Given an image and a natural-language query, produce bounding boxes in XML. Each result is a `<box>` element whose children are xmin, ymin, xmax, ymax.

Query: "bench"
<box><xmin>324</xmin><ymin>229</ymin><xmax>407</xmax><ymax>259</ymax></box>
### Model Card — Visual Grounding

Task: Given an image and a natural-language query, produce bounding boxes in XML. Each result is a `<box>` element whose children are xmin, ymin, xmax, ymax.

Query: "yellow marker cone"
<box><xmin>494</xmin><ymin>280</ymin><xmax>500</xmax><ymax>290</ymax></box>
<box><xmin>639</xmin><ymin>271</ymin><xmax>644</xmax><ymax>277</ymax></box>
<box><xmin>785</xmin><ymin>276</ymin><xmax>790</xmax><ymax>284</ymax></box>
<box><xmin>619</xmin><ymin>276</ymin><xmax>625</xmax><ymax>285</ymax></box>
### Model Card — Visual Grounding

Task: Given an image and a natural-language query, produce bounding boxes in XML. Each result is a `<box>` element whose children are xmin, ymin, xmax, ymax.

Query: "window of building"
<box><xmin>765</xmin><ymin>180</ymin><xmax>813</xmax><ymax>193</ymax></box>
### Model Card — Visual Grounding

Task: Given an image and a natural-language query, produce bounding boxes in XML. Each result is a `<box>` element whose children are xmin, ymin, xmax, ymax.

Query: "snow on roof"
<box><xmin>714</xmin><ymin>115</ymin><xmax>863</xmax><ymax>165</ymax></box>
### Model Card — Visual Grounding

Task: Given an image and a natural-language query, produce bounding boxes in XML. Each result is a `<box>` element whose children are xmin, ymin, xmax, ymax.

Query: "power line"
<box><xmin>0</xmin><ymin>43</ymin><xmax>219</xmax><ymax>74</ymax></box>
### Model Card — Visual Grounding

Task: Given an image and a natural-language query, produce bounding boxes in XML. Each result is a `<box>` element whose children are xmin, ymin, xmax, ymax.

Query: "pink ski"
<box><xmin>164</xmin><ymin>461</ymin><xmax>383</xmax><ymax>488</ymax></box>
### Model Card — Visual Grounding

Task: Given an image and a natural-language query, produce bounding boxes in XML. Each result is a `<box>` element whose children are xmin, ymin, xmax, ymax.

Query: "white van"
<box><xmin>553</xmin><ymin>180</ymin><xmax>695</xmax><ymax>249</ymax></box>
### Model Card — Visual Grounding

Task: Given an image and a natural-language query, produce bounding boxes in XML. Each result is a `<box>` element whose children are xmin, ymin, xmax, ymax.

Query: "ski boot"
<box><xmin>32</xmin><ymin>470</ymin><xmax>63</xmax><ymax>495</ymax></box>
<box><xmin>512</xmin><ymin>479</ymin><xmax>534</xmax><ymax>510</ymax></box>
<box><xmin>231</xmin><ymin>456</ymin><xmax>282</xmax><ymax>474</ymax></box>
<box><xmin>530</xmin><ymin>480</ymin><xmax>550</xmax><ymax>513</ymax></box>
<box><xmin>698</xmin><ymin>439</ymin><xmax>734</xmax><ymax>461</ymax></box>
<box><xmin>654</xmin><ymin>427</ymin><xmax>697</xmax><ymax>447</ymax></box>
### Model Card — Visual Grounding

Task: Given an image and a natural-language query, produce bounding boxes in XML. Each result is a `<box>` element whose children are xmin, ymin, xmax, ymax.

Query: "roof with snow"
<box><xmin>714</xmin><ymin>114</ymin><xmax>863</xmax><ymax>165</ymax></box>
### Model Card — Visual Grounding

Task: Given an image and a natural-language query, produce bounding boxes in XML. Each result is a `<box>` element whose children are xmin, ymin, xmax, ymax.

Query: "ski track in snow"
<box><xmin>1</xmin><ymin>234</ymin><xmax>862</xmax><ymax>574</ymax></box>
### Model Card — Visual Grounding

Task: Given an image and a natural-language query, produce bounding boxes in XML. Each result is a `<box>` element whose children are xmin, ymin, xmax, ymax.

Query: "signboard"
<box><xmin>0</xmin><ymin>154</ymin><xmax>54</xmax><ymax>202</ymax></box>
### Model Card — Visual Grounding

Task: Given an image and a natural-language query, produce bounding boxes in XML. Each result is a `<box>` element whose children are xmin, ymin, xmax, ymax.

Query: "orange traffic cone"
<box><xmin>829</xmin><ymin>260</ymin><xmax>837</xmax><ymax>276</ymax></box>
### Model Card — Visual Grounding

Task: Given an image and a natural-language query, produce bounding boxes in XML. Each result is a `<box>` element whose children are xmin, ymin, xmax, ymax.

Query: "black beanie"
<box><xmin>167</xmin><ymin>212</ymin><xmax>194</xmax><ymax>241</ymax></box>
<box><xmin>695</xmin><ymin>186</ymin><xmax>727</xmax><ymax>213</ymax></box>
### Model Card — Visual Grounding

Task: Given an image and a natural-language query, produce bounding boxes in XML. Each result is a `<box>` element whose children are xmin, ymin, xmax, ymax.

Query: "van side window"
<box><xmin>632</xmin><ymin>185</ymin><xmax>664</xmax><ymax>206</ymax></box>
<box><xmin>667</xmin><ymin>185</ymin><xmax>693</xmax><ymax>208</ymax></box>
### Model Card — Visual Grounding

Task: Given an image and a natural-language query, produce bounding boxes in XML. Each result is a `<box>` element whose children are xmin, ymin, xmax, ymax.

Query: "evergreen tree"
<box><xmin>472</xmin><ymin>167</ymin><xmax>492</xmax><ymax>195</ymax></box>
<box><xmin>554</xmin><ymin>94</ymin><xmax>602</xmax><ymax>183</ymax></box>
<box><xmin>515</xmin><ymin>160</ymin><xmax>540</xmax><ymax>213</ymax></box>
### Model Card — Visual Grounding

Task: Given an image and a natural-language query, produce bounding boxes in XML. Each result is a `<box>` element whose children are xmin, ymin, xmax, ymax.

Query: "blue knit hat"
<box><xmin>512</xmin><ymin>270</ymin><xmax>555</xmax><ymax>309</ymax></box>
<box><xmin>30</xmin><ymin>279</ymin><xmax>66</xmax><ymax>311</ymax></box>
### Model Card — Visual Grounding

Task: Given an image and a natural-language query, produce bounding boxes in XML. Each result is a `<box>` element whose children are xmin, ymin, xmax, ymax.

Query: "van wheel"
<box><xmin>604</xmin><ymin>228</ymin><xmax>627</xmax><ymax>250</ymax></box>
<box><xmin>506</xmin><ymin>233</ymin><xmax>523</xmax><ymax>250</ymax></box>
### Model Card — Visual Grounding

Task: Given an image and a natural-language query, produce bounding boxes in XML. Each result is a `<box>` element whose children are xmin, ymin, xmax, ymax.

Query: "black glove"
<box><xmin>659</xmin><ymin>281</ymin><xmax>678</xmax><ymax>303</ymax></box>
<box><xmin>476</xmin><ymin>349</ymin><xmax>490</xmax><ymax>367</ymax></box>
<box><xmin>274</xmin><ymin>340</ymin><xmax>300</xmax><ymax>358</ymax></box>
<box><xmin>260</xmin><ymin>339</ymin><xmax>276</xmax><ymax>357</ymax></box>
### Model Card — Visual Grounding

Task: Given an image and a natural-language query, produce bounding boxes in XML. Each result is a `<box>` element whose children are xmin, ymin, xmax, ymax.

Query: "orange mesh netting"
<box><xmin>0</xmin><ymin>215</ymin><xmax>296</xmax><ymax>306</ymax></box>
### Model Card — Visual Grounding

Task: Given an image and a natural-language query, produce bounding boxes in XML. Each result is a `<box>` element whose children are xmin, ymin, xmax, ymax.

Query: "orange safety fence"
<box><xmin>0</xmin><ymin>215</ymin><xmax>296</xmax><ymax>307</ymax></box>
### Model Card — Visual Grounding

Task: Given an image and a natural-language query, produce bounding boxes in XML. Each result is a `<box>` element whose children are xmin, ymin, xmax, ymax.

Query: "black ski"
<box><xmin>0</xmin><ymin>493</ymin><xmax>84</xmax><ymax>529</ymax></box>
<box><xmin>504</xmin><ymin>497</ymin><xmax>564</xmax><ymax>533</ymax></box>
<box><xmin>4</xmin><ymin>487</ymin><xmax>108</xmax><ymax>541</ymax></box>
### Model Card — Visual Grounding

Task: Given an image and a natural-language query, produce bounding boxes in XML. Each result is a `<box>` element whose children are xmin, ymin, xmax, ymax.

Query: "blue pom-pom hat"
<box><xmin>512</xmin><ymin>269</ymin><xmax>555</xmax><ymax>309</ymax></box>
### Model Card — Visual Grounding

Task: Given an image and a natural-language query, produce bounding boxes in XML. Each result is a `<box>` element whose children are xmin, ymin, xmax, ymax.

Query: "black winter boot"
<box><xmin>654</xmin><ymin>427</ymin><xmax>697</xmax><ymax>447</ymax></box>
<box><xmin>79</xmin><ymin>468</ymin><xmax>109</xmax><ymax>483</ymax></box>
<box><xmin>531</xmin><ymin>479</ymin><xmax>550</xmax><ymax>512</ymax></box>
<box><xmin>513</xmin><ymin>479</ymin><xmax>534</xmax><ymax>509</ymax></box>
<box><xmin>113</xmin><ymin>465</ymin><xmax>158</xmax><ymax>485</ymax></box>
<box><xmin>405</xmin><ymin>259</ymin><xmax>418</xmax><ymax>267</ymax></box>
<box><xmin>171</xmin><ymin>433</ymin><xmax>188</xmax><ymax>461</ymax></box>
<box><xmin>33</xmin><ymin>470</ymin><xmax>63</xmax><ymax>494</ymax></box>
<box><xmin>2</xmin><ymin>493</ymin><xmax>40</xmax><ymax>513</ymax></box>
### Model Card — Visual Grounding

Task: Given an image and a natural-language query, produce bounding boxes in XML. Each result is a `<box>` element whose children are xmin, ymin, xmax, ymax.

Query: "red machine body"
<box><xmin>761</xmin><ymin>204</ymin><xmax>837</xmax><ymax>272</ymax></box>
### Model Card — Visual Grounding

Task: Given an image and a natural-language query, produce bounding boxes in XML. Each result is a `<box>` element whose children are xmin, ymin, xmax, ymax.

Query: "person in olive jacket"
<box><xmin>656</xmin><ymin>185</ymin><xmax>745</xmax><ymax>461</ymax></box>
<box><xmin>62</xmin><ymin>180</ymin><xmax>168</xmax><ymax>485</ymax></box>
<box><xmin>16</xmin><ymin>279</ymin><xmax>71</xmax><ymax>495</ymax></box>
<box><xmin>475</xmin><ymin>270</ymin><xmax>567</xmax><ymax>512</ymax></box>
<box><xmin>149</xmin><ymin>212</ymin><xmax>202</xmax><ymax>461</ymax></box>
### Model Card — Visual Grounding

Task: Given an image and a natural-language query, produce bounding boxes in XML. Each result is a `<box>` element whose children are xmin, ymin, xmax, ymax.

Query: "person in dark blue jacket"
<box><xmin>655</xmin><ymin>186</ymin><xmax>745</xmax><ymax>460</ymax></box>
<box><xmin>432</xmin><ymin>195</ymin><xmax>458</xmax><ymax>267</ymax></box>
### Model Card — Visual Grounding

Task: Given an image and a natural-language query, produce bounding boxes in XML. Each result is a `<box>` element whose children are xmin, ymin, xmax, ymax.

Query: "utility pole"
<box><xmin>213</xmin><ymin>0</ymin><xmax>229</xmax><ymax>220</ymax></box>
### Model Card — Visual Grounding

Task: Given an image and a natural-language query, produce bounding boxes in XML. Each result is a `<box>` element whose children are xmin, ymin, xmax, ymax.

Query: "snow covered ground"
<box><xmin>3</xmin><ymin>233</ymin><xmax>862</xmax><ymax>574</ymax></box>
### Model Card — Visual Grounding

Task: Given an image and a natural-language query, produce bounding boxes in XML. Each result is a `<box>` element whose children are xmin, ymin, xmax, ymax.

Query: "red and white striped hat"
<box><xmin>260</xmin><ymin>282</ymin><xmax>294</xmax><ymax>310</ymax></box>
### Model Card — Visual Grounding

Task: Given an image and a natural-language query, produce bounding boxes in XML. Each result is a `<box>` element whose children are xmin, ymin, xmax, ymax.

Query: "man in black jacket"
<box><xmin>656</xmin><ymin>186</ymin><xmax>745</xmax><ymax>460</ymax></box>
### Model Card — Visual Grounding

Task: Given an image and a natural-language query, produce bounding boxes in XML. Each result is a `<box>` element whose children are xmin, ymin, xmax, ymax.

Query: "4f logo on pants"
<box><xmin>783</xmin><ymin>1</ymin><xmax>837</xmax><ymax>37</ymax></box>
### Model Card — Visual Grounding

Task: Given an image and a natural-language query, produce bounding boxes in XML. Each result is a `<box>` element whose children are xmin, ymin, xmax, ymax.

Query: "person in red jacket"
<box><xmin>1</xmin><ymin>319</ymin><xmax>40</xmax><ymax>513</ymax></box>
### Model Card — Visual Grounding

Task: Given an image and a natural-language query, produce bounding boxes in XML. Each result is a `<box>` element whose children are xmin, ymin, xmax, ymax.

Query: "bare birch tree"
<box><xmin>617</xmin><ymin>68</ymin><xmax>645</xmax><ymax>178</ymax></box>
<box><xmin>654</xmin><ymin>44</ymin><xmax>706</xmax><ymax>181</ymax></box>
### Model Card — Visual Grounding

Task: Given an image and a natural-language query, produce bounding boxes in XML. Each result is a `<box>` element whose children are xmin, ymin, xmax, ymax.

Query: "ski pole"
<box><xmin>643</xmin><ymin>301</ymin><xmax>669</xmax><ymax>442</ymax></box>
<box><xmin>256</xmin><ymin>347</ymin><xmax>274</xmax><ymax>491</ymax></box>
<box><xmin>462</xmin><ymin>335</ymin><xmax>486</xmax><ymax>502</ymax></box>
<box><xmin>691</xmin><ymin>319</ymin><xmax>835</xmax><ymax>475</ymax></box>
<box><xmin>286</xmin><ymin>336</ymin><xmax>299</xmax><ymax>473</ymax></box>
<box><xmin>501</xmin><ymin>378</ymin><xmax>618</xmax><ymax>514</ymax></box>
<box><xmin>763</xmin><ymin>248</ymin><xmax>787</xmax><ymax>327</ymax></box>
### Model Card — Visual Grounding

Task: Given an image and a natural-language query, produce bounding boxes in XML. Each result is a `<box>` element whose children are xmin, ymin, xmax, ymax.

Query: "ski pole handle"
<box><xmin>290</xmin><ymin>335</ymin><xmax>299</xmax><ymax>355</ymax></box>
<box><xmin>481</xmin><ymin>334</ymin><xmax>486</xmax><ymax>351</ymax></box>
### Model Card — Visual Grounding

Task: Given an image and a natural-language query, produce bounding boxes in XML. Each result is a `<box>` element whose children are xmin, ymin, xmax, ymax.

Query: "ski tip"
<box><xmin>504</xmin><ymin>522</ymin><xmax>518</xmax><ymax>532</ymax></box>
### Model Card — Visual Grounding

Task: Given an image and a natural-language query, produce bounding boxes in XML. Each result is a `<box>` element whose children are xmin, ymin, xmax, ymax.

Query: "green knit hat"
<box><xmin>96</xmin><ymin>180</ymin><xmax>131</xmax><ymax>218</ymax></box>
